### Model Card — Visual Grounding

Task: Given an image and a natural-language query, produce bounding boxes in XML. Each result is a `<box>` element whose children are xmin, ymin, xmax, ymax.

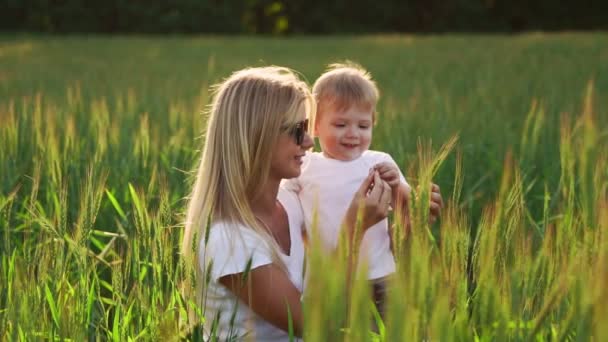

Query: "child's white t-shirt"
<box><xmin>198</xmin><ymin>188</ymin><xmax>305</xmax><ymax>341</ymax></box>
<box><xmin>282</xmin><ymin>150</ymin><xmax>408</xmax><ymax>280</ymax></box>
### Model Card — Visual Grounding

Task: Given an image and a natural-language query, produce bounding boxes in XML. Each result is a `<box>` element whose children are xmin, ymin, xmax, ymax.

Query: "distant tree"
<box><xmin>1</xmin><ymin>0</ymin><xmax>606</xmax><ymax>34</ymax></box>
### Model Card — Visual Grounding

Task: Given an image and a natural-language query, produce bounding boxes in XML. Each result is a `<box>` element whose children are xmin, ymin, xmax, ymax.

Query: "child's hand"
<box><xmin>374</xmin><ymin>162</ymin><xmax>408</xmax><ymax>210</ymax></box>
<box><xmin>373</xmin><ymin>162</ymin><xmax>401</xmax><ymax>189</ymax></box>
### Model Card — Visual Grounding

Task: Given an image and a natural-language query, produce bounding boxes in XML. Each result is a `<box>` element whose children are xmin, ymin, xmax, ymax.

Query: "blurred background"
<box><xmin>2</xmin><ymin>0</ymin><xmax>608</xmax><ymax>35</ymax></box>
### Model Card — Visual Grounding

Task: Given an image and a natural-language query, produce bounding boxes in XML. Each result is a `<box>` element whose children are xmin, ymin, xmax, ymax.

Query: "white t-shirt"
<box><xmin>198</xmin><ymin>188</ymin><xmax>305</xmax><ymax>341</ymax></box>
<box><xmin>282</xmin><ymin>150</ymin><xmax>408</xmax><ymax>280</ymax></box>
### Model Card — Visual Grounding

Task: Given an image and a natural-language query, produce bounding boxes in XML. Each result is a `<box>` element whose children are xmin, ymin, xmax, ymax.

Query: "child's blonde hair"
<box><xmin>181</xmin><ymin>66</ymin><xmax>314</xmax><ymax>293</ymax></box>
<box><xmin>312</xmin><ymin>61</ymin><xmax>379</xmax><ymax>120</ymax></box>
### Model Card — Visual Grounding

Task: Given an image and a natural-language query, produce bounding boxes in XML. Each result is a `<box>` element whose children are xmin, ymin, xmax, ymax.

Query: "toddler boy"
<box><xmin>282</xmin><ymin>63</ymin><xmax>411</xmax><ymax>285</ymax></box>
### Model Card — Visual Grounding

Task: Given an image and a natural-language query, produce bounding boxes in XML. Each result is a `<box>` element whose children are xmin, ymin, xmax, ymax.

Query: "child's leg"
<box><xmin>370</xmin><ymin>275</ymin><xmax>393</xmax><ymax>331</ymax></box>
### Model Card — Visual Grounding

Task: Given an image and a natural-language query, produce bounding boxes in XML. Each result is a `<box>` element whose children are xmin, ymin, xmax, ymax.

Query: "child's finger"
<box><xmin>356</xmin><ymin>169</ymin><xmax>376</xmax><ymax>196</ymax></box>
<box><xmin>373</xmin><ymin>162</ymin><xmax>393</xmax><ymax>173</ymax></box>
<box><xmin>378</xmin><ymin>168</ymin><xmax>398</xmax><ymax>179</ymax></box>
<box><xmin>380</xmin><ymin>171</ymin><xmax>400</xmax><ymax>188</ymax></box>
<box><xmin>367</xmin><ymin>172</ymin><xmax>384</xmax><ymax>201</ymax></box>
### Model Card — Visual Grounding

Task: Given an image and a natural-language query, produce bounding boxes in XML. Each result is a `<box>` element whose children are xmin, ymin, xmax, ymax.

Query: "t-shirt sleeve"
<box><xmin>199</xmin><ymin>223</ymin><xmax>274</xmax><ymax>282</ymax></box>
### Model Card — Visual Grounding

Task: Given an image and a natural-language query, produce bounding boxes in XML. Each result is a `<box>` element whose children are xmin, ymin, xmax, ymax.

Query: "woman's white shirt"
<box><xmin>198</xmin><ymin>188</ymin><xmax>305</xmax><ymax>341</ymax></box>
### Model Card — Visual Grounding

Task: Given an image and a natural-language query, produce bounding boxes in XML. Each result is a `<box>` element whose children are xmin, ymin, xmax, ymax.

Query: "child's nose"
<box><xmin>345</xmin><ymin>126</ymin><xmax>357</xmax><ymax>137</ymax></box>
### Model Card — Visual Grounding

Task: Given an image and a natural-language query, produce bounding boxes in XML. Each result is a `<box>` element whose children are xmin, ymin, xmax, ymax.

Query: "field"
<box><xmin>1</xmin><ymin>33</ymin><xmax>607</xmax><ymax>340</ymax></box>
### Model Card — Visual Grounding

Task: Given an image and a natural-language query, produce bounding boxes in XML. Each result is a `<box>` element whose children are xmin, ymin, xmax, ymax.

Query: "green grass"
<box><xmin>1</xmin><ymin>33</ymin><xmax>607</xmax><ymax>340</ymax></box>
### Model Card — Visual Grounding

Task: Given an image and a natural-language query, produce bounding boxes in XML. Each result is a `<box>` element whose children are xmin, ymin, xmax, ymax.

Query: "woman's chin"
<box><xmin>286</xmin><ymin>168</ymin><xmax>301</xmax><ymax>179</ymax></box>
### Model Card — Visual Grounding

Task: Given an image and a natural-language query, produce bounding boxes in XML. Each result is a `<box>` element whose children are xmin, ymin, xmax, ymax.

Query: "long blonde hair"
<box><xmin>182</xmin><ymin>66</ymin><xmax>314</xmax><ymax>269</ymax></box>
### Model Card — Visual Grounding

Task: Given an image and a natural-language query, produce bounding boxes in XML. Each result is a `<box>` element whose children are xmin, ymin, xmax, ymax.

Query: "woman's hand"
<box><xmin>344</xmin><ymin>170</ymin><xmax>392</xmax><ymax>236</ymax></box>
<box><xmin>429</xmin><ymin>183</ymin><xmax>443</xmax><ymax>224</ymax></box>
<box><xmin>341</xmin><ymin>170</ymin><xmax>391</xmax><ymax>291</ymax></box>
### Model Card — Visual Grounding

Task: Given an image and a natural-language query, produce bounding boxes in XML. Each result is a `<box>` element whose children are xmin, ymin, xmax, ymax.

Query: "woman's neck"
<box><xmin>251</xmin><ymin>178</ymin><xmax>281</xmax><ymax>218</ymax></box>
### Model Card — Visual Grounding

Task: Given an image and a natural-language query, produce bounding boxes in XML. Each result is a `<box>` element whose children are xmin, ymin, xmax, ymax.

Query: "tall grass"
<box><xmin>1</xmin><ymin>34</ymin><xmax>607</xmax><ymax>340</ymax></box>
<box><xmin>302</xmin><ymin>84</ymin><xmax>607</xmax><ymax>340</ymax></box>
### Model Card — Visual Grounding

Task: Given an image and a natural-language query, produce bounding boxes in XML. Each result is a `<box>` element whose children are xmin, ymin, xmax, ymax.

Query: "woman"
<box><xmin>181</xmin><ymin>66</ymin><xmax>393</xmax><ymax>341</ymax></box>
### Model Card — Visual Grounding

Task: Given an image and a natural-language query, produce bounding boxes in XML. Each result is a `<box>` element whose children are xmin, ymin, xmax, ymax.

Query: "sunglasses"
<box><xmin>285</xmin><ymin>119</ymin><xmax>309</xmax><ymax>145</ymax></box>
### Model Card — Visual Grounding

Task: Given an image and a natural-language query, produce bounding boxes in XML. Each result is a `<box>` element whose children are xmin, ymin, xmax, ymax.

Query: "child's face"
<box><xmin>315</xmin><ymin>104</ymin><xmax>373</xmax><ymax>161</ymax></box>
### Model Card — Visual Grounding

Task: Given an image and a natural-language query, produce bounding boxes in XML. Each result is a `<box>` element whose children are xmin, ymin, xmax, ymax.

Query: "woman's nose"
<box><xmin>301</xmin><ymin>132</ymin><xmax>314</xmax><ymax>150</ymax></box>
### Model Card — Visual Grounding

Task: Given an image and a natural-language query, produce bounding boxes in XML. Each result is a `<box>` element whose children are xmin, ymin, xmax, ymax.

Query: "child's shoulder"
<box><xmin>281</xmin><ymin>151</ymin><xmax>320</xmax><ymax>189</ymax></box>
<box><xmin>362</xmin><ymin>149</ymin><xmax>396</xmax><ymax>163</ymax></box>
<box><xmin>307</xmin><ymin>151</ymin><xmax>324</xmax><ymax>159</ymax></box>
<box><xmin>303</xmin><ymin>151</ymin><xmax>330</xmax><ymax>166</ymax></box>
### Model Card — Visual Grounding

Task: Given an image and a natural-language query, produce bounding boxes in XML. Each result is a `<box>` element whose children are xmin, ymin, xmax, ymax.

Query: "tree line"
<box><xmin>2</xmin><ymin>0</ymin><xmax>607</xmax><ymax>34</ymax></box>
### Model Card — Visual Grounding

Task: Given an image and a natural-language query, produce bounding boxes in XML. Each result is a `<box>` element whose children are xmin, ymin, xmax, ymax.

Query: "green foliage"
<box><xmin>1</xmin><ymin>34</ymin><xmax>608</xmax><ymax>339</ymax></box>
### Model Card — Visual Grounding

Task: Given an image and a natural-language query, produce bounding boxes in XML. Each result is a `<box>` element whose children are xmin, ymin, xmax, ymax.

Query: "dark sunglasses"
<box><xmin>285</xmin><ymin>119</ymin><xmax>309</xmax><ymax>145</ymax></box>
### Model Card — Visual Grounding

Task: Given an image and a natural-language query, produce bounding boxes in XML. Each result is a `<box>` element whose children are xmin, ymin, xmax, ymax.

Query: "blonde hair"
<box><xmin>182</xmin><ymin>66</ymin><xmax>314</xmax><ymax>268</ymax></box>
<box><xmin>312</xmin><ymin>61</ymin><xmax>379</xmax><ymax>121</ymax></box>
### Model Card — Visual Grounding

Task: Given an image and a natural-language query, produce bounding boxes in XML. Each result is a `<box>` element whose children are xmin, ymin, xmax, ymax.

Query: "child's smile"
<box><xmin>316</xmin><ymin>105</ymin><xmax>373</xmax><ymax>161</ymax></box>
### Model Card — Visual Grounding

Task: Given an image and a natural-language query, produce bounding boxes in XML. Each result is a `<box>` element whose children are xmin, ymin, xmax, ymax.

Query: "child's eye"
<box><xmin>333</xmin><ymin>123</ymin><xmax>346</xmax><ymax>128</ymax></box>
<box><xmin>359</xmin><ymin>125</ymin><xmax>370</xmax><ymax>129</ymax></box>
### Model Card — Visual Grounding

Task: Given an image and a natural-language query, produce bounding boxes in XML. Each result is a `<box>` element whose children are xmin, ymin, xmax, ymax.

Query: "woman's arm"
<box><xmin>219</xmin><ymin>264</ymin><xmax>305</xmax><ymax>337</ymax></box>
<box><xmin>341</xmin><ymin>171</ymin><xmax>392</xmax><ymax>290</ymax></box>
<box><xmin>343</xmin><ymin>170</ymin><xmax>393</xmax><ymax>243</ymax></box>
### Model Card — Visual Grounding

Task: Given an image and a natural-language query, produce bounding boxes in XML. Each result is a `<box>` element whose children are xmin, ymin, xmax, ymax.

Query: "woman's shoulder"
<box><xmin>199</xmin><ymin>221</ymin><xmax>274</xmax><ymax>281</ymax></box>
<box><xmin>204</xmin><ymin>221</ymin><xmax>268</xmax><ymax>250</ymax></box>
<box><xmin>363</xmin><ymin>149</ymin><xmax>395</xmax><ymax>162</ymax></box>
